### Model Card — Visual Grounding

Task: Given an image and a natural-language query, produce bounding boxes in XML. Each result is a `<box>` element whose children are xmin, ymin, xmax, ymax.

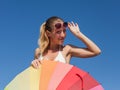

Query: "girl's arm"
<box><xmin>68</xmin><ymin>22</ymin><xmax>101</xmax><ymax>58</ymax></box>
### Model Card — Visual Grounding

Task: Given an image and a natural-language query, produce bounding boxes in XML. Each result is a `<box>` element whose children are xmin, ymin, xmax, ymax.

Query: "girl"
<box><xmin>31</xmin><ymin>16</ymin><xmax>101</xmax><ymax>68</ymax></box>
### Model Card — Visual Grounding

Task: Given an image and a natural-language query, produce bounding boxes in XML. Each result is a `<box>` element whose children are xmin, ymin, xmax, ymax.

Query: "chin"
<box><xmin>58</xmin><ymin>42</ymin><xmax>64</xmax><ymax>45</ymax></box>
<box><xmin>58</xmin><ymin>41</ymin><xmax>64</xmax><ymax>45</ymax></box>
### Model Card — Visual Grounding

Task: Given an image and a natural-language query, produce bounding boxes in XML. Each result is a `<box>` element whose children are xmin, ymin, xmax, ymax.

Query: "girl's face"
<box><xmin>48</xmin><ymin>19</ymin><xmax>67</xmax><ymax>45</ymax></box>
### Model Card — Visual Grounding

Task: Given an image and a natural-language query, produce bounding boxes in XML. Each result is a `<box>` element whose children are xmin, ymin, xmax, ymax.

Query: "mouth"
<box><xmin>59</xmin><ymin>39</ymin><xmax>64</xmax><ymax>43</ymax></box>
<box><xmin>60</xmin><ymin>39</ymin><xmax>64</xmax><ymax>41</ymax></box>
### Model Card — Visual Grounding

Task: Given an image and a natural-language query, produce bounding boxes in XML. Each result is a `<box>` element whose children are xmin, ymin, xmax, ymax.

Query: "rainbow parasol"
<box><xmin>4</xmin><ymin>60</ymin><xmax>104</xmax><ymax>90</ymax></box>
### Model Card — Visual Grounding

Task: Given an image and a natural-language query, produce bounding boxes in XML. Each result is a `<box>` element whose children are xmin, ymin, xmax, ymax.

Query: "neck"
<box><xmin>47</xmin><ymin>44</ymin><xmax>62</xmax><ymax>52</ymax></box>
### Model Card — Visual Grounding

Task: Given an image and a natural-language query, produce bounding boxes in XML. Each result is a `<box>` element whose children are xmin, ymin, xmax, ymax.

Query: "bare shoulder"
<box><xmin>34</xmin><ymin>48</ymin><xmax>41</xmax><ymax>59</ymax></box>
<box><xmin>62</xmin><ymin>44</ymin><xmax>73</xmax><ymax>54</ymax></box>
<box><xmin>63</xmin><ymin>44</ymin><xmax>71</xmax><ymax>50</ymax></box>
<box><xmin>63</xmin><ymin>44</ymin><xmax>80</xmax><ymax>56</ymax></box>
<box><xmin>63</xmin><ymin>44</ymin><xmax>74</xmax><ymax>51</ymax></box>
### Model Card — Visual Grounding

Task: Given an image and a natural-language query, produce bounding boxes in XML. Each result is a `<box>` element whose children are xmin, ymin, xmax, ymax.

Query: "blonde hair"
<box><xmin>37</xmin><ymin>16</ymin><xmax>64</xmax><ymax>55</ymax></box>
<box><xmin>38</xmin><ymin>22</ymin><xmax>49</xmax><ymax>54</ymax></box>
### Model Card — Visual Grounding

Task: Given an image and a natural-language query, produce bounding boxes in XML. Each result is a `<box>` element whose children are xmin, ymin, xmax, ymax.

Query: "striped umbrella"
<box><xmin>4</xmin><ymin>60</ymin><xmax>104</xmax><ymax>90</ymax></box>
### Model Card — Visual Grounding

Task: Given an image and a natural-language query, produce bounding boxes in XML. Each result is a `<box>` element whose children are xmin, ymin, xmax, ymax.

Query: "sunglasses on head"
<box><xmin>55</xmin><ymin>22</ymin><xmax>68</xmax><ymax>29</ymax></box>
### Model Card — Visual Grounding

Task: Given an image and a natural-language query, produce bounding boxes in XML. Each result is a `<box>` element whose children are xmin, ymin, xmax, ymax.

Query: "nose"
<box><xmin>61</xmin><ymin>31</ymin><xmax>66</xmax><ymax>38</ymax></box>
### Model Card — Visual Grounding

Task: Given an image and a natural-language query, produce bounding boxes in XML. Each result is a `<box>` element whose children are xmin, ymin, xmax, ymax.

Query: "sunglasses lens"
<box><xmin>55</xmin><ymin>22</ymin><xmax>68</xmax><ymax>29</ymax></box>
<box><xmin>63</xmin><ymin>22</ymin><xmax>68</xmax><ymax>27</ymax></box>
<box><xmin>55</xmin><ymin>23</ymin><xmax>61</xmax><ymax>29</ymax></box>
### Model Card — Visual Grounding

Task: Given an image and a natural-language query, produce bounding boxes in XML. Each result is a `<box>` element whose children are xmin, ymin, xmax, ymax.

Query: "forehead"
<box><xmin>53</xmin><ymin>19</ymin><xmax>63</xmax><ymax>24</ymax></box>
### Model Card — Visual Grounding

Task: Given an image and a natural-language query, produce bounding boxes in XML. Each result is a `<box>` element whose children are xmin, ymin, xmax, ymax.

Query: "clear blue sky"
<box><xmin>0</xmin><ymin>0</ymin><xmax>120</xmax><ymax>90</ymax></box>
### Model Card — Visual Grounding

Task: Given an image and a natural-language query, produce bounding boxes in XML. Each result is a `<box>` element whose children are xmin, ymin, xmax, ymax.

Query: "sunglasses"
<box><xmin>55</xmin><ymin>22</ymin><xmax>68</xmax><ymax>29</ymax></box>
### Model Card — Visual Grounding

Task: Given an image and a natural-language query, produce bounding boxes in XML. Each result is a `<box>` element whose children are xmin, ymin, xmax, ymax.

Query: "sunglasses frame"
<box><xmin>55</xmin><ymin>22</ymin><xmax>68</xmax><ymax>29</ymax></box>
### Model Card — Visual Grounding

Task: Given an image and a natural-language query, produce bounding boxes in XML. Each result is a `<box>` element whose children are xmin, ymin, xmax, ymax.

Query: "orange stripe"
<box><xmin>39</xmin><ymin>60</ymin><xmax>58</xmax><ymax>90</ymax></box>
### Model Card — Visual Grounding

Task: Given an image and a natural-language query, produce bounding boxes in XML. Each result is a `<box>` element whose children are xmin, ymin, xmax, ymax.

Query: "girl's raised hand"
<box><xmin>68</xmin><ymin>21</ymin><xmax>81</xmax><ymax>36</ymax></box>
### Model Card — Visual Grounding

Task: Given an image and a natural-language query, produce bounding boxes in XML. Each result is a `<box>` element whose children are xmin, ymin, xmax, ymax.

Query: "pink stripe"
<box><xmin>90</xmin><ymin>85</ymin><xmax>104</xmax><ymax>90</ymax></box>
<box><xmin>47</xmin><ymin>62</ymin><xmax>73</xmax><ymax>90</ymax></box>
<box><xmin>56</xmin><ymin>66</ymin><xmax>87</xmax><ymax>90</ymax></box>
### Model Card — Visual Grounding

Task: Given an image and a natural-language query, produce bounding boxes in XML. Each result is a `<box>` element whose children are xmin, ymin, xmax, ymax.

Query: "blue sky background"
<box><xmin>0</xmin><ymin>0</ymin><xmax>120</xmax><ymax>90</ymax></box>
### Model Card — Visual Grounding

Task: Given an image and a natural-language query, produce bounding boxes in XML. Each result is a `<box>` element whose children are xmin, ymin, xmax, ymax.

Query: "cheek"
<box><xmin>64</xmin><ymin>32</ymin><xmax>67</xmax><ymax>37</ymax></box>
<box><xmin>51</xmin><ymin>34</ymin><xmax>59</xmax><ymax>39</ymax></box>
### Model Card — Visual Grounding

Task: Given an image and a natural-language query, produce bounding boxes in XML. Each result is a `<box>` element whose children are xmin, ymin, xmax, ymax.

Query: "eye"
<box><xmin>56</xmin><ymin>31</ymin><xmax>61</xmax><ymax>34</ymax></box>
<box><xmin>63</xmin><ymin>29</ymin><xmax>66</xmax><ymax>33</ymax></box>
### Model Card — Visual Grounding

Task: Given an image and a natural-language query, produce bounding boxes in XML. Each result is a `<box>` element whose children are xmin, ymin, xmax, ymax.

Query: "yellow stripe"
<box><xmin>4</xmin><ymin>66</ymin><xmax>41</xmax><ymax>90</ymax></box>
<box><xmin>29</xmin><ymin>66</ymin><xmax>41</xmax><ymax>90</ymax></box>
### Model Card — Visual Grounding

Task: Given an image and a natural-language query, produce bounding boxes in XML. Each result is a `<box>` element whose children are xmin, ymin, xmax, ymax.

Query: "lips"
<box><xmin>59</xmin><ymin>39</ymin><xmax>64</xmax><ymax>41</ymax></box>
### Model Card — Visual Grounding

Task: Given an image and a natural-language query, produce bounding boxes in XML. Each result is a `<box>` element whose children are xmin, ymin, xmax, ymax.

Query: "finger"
<box><xmin>71</xmin><ymin>21</ymin><xmax>75</xmax><ymax>26</ymax></box>
<box><xmin>39</xmin><ymin>60</ymin><xmax>42</xmax><ymax>64</ymax></box>
<box><xmin>36</xmin><ymin>60</ymin><xmax>41</xmax><ymax>68</ymax></box>
<box><xmin>75</xmin><ymin>23</ymin><xmax>78</xmax><ymax>26</ymax></box>
<box><xmin>32</xmin><ymin>61</ymin><xmax>37</xmax><ymax>68</ymax></box>
<box><xmin>31</xmin><ymin>60</ymin><xmax>39</xmax><ymax>69</ymax></box>
<box><xmin>31</xmin><ymin>62</ymin><xmax>36</xmax><ymax>68</ymax></box>
<box><xmin>68</xmin><ymin>22</ymin><xmax>71</xmax><ymax>27</ymax></box>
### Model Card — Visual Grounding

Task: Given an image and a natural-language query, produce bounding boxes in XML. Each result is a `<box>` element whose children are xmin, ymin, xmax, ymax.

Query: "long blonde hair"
<box><xmin>38</xmin><ymin>22</ymin><xmax>49</xmax><ymax>54</ymax></box>
<box><xmin>38</xmin><ymin>16</ymin><xmax>64</xmax><ymax>55</ymax></box>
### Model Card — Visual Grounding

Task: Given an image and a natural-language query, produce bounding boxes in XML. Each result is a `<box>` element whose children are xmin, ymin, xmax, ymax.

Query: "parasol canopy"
<box><xmin>4</xmin><ymin>60</ymin><xmax>104</xmax><ymax>90</ymax></box>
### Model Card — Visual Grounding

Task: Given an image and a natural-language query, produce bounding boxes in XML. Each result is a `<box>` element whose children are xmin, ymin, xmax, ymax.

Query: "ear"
<box><xmin>46</xmin><ymin>30</ymin><xmax>51</xmax><ymax>37</ymax></box>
